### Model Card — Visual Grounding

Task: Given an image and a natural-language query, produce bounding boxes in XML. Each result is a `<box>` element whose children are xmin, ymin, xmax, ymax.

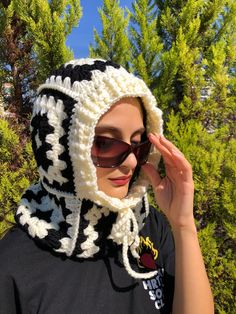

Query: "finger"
<box><xmin>149</xmin><ymin>134</ymin><xmax>180</xmax><ymax>168</ymax></box>
<box><xmin>141</xmin><ymin>162</ymin><xmax>162</xmax><ymax>187</ymax></box>
<box><xmin>171</xmin><ymin>149</ymin><xmax>193</xmax><ymax>182</ymax></box>
<box><xmin>150</xmin><ymin>133</ymin><xmax>182</xmax><ymax>157</ymax></box>
<box><xmin>149</xmin><ymin>133</ymin><xmax>192</xmax><ymax>182</ymax></box>
<box><xmin>148</xmin><ymin>133</ymin><xmax>173</xmax><ymax>160</ymax></box>
<box><xmin>150</xmin><ymin>134</ymin><xmax>191</xmax><ymax>168</ymax></box>
<box><xmin>159</xmin><ymin>135</ymin><xmax>183</xmax><ymax>155</ymax></box>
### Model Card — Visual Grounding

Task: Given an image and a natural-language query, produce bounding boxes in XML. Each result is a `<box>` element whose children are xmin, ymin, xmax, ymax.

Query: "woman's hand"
<box><xmin>141</xmin><ymin>133</ymin><xmax>195</xmax><ymax>229</ymax></box>
<box><xmin>142</xmin><ymin>133</ymin><xmax>214</xmax><ymax>313</ymax></box>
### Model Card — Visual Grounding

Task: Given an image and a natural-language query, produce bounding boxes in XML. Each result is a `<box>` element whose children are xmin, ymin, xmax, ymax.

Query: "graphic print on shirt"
<box><xmin>138</xmin><ymin>236</ymin><xmax>158</xmax><ymax>270</ymax></box>
<box><xmin>142</xmin><ymin>268</ymin><xmax>165</xmax><ymax>310</ymax></box>
<box><xmin>138</xmin><ymin>236</ymin><xmax>165</xmax><ymax>310</ymax></box>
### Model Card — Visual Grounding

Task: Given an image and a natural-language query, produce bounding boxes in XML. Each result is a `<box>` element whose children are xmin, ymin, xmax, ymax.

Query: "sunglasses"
<box><xmin>91</xmin><ymin>135</ymin><xmax>152</xmax><ymax>168</ymax></box>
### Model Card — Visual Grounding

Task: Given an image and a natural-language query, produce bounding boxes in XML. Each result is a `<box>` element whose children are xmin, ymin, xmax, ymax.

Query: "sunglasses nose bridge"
<box><xmin>121</xmin><ymin>145</ymin><xmax>135</xmax><ymax>162</ymax></box>
<box><xmin>120</xmin><ymin>146</ymin><xmax>138</xmax><ymax>168</ymax></box>
<box><xmin>130</xmin><ymin>145</ymin><xmax>139</xmax><ymax>159</ymax></box>
<box><xmin>122</xmin><ymin>144</ymin><xmax>142</xmax><ymax>165</ymax></box>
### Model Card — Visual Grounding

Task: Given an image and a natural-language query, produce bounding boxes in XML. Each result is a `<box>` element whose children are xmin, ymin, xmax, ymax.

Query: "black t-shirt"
<box><xmin>0</xmin><ymin>207</ymin><xmax>175</xmax><ymax>314</ymax></box>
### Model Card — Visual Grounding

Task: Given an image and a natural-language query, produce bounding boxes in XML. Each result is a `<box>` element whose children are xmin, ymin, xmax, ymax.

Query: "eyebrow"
<box><xmin>95</xmin><ymin>125</ymin><xmax>146</xmax><ymax>137</ymax></box>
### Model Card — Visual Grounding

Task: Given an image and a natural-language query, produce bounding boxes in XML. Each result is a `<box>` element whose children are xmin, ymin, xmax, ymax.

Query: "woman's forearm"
<box><xmin>141</xmin><ymin>135</ymin><xmax>214</xmax><ymax>313</ymax></box>
<box><xmin>172</xmin><ymin>221</ymin><xmax>214</xmax><ymax>314</ymax></box>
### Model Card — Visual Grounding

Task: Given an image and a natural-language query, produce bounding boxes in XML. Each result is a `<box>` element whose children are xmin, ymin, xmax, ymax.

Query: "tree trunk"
<box><xmin>11</xmin><ymin>64</ymin><xmax>24</xmax><ymax>116</ymax></box>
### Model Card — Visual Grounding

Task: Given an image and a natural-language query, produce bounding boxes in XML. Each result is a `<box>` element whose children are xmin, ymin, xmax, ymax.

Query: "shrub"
<box><xmin>0</xmin><ymin>117</ymin><xmax>37</xmax><ymax>237</ymax></box>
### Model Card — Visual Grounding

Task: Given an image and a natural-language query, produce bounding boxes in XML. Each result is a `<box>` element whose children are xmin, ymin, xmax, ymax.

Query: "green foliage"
<box><xmin>166</xmin><ymin>113</ymin><xmax>235</xmax><ymax>226</ymax></box>
<box><xmin>14</xmin><ymin>0</ymin><xmax>82</xmax><ymax>81</ymax></box>
<box><xmin>0</xmin><ymin>0</ymin><xmax>82</xmax><ymax>114</ymax></box>
<box><xmin>0</xmin><ymin>118</ymin><xmax>37</xmax><ymax>237</ymax></box>
<box><xmin>129</xmin><ymin>0</ymin><xmax>163</xmax><ymax>88</ymax></box>
<box><xmin>89</xmin><ymin>0</ymin><xmax>131</xmax><ymax>67</ymax></box>
<box><xmin>165</xmin><ymin>109</ymin><xmax>236</xmax><ymax>314</ymax></box>
<box><xmin>158</xmin><ymin>113</ymin><xmax>236</xmax><ymax>313</ymax></box>
<box><xmin>0</xmin><ymin>119</ymin><xmax>19</xmax><ymax>162</ymax></box>
<box><xmin>155</xmin><ymin>0</ymin><xmax>236</xmax><ymax>126</ymax></box>
<box><xmin>198</xmin><ymin>224</ymin><xmax>236</xmax><ymax>314</ymax></box>
<box><xmin>151</xmin><ymin>113</ymin><xmax>236</xmax><ymax>313</ymax></box>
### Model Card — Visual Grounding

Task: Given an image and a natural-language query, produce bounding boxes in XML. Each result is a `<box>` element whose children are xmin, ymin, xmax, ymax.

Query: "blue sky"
<box><xmin>66</xmin><ymin>0</ymin><xmax>133</xmax><ymax>58</ymax></box>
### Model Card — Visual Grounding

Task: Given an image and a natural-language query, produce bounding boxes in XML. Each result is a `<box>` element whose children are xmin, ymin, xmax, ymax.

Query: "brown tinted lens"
<box><xmin>133</xmin><ymin>141</ymin><xmax>151</xmax><ymax>165</ymax></box>
<box><xmin>91</xmin><ymin>136</ymin><xmax>151</xmax><ymax>168</ymax></box>
<box><xmin>91</xmin><ymin>136</ymin><xmax>131</xmax><ymax>167</ymax></box>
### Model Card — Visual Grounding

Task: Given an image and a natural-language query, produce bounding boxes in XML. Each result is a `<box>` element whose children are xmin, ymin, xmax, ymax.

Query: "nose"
<box><xmin>119</xmin><ymin>151</ymin><xmax>138</xmax><ymax>170</ymax></box>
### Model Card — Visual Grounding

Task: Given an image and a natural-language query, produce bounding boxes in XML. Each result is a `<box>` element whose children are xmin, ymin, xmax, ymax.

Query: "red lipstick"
<box><xmin>109</xmin><ymin>176</ymin><xmax>131</xmax><ymax>186</ymax></box>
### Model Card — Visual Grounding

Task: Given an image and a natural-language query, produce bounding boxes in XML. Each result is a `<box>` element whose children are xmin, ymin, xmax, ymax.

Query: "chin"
<box><xmin>102</xmin><ymin>186</ymin><xmax>129</xmax><ymax>199</ymax></box>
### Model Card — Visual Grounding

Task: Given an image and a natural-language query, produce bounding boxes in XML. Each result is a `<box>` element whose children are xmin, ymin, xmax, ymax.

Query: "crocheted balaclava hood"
<box><xmin>15</xmin><ymin>59</ymin><xmax>163</xmax><ymax>279</ymax></box>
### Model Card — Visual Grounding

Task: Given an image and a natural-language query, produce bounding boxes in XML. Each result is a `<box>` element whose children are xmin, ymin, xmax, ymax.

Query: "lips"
<box><xmin>109</xmin><ymin>176</ymin><xmax>132</xmax><ymax>186</ymax></box>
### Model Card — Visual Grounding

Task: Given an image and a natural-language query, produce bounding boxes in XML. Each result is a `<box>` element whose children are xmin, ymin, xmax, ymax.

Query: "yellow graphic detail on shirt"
<box><xmin>138</xmin><ymin>236</ymin><xmax>158</xmax><ymax>260</ymax></box>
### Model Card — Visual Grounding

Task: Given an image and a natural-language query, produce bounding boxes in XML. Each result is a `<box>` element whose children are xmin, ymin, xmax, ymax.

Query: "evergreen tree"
<box><xmin>0</xmin><ymin>0</ymin><xmax>82</xmax><ymax>115</ymax></box>
<box><xmin>17</xmin><ymin>0</ymin><xmax>82</xmax><ymax>81</ymax></box>
<box><xmin>155</xmin><ymin>0</ymin><xmax>236</xmax><ymax>128</ymax></box>
<box><xmin>154</xmin><ymin>1</ymin><xmax>236</xmax><ymax>312</ymax></box>
<box><xmin>0</xmin><ymin>0</ymin><xmax>36</xmax><ymax>114</ymax></box>
<box><xmin>0</xmin><ymin>117</ymin><xmax>37</xmax><ymax>238</ymax></box>
<box><xmin>129</xmin><ymin>0</ymin><xmax>163</xmax><ymax>88</ymax></box>
<box><xmin>89</xmin><ymin>0</ymin><xmax>131</xmax><ymax>67</ymax></box>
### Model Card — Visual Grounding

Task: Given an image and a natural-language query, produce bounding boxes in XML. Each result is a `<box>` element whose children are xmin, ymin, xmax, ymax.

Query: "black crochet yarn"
<box><xmin>31</xmin><ymin>90</ymin><xmax>77</xmax><ymax>194</ymax></box>
<box><xmin>51</xmin><ymin>60</ymin><xmax>120</xmax><ymax>85</ymax></box>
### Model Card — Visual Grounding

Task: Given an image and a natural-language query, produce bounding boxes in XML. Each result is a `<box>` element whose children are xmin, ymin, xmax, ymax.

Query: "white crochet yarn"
<box><xmin>16</xmin><ymin>58</ymin><xmax>163</xmax><ymax>280</ymax></box>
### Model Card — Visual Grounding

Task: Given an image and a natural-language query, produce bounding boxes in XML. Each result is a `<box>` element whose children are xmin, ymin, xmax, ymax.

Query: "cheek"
<box><xmin>96</xmin><ymin>168</ymin><xmax>116</xmax><ymax>196</ymax></box>
<box><xmin>96</xmin><ymin>168</ymin><xmax>112</xmax><ymax>181</ymax></box>
<box><xmin>96</xmin><ymin>168</ymin><xmax>113</xmax><ymax>191</ymax></box>
<box><xmin>95</xmin><ymin>167</ymin><xmax>129</xmax><ymax>199</ymax></box>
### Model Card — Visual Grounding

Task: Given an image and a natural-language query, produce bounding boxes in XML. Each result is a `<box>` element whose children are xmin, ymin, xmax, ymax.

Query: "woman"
<box><xmin>0</xmin><ymin>59</ymin><xmax>214</xmax><ymax>313</ymax></box>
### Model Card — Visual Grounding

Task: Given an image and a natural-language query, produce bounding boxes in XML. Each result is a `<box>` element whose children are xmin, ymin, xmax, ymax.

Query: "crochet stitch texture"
<box><xmin>15</xmin><ymin>59</ymin><xmax>163</xmax><ymax>279</ymax></box>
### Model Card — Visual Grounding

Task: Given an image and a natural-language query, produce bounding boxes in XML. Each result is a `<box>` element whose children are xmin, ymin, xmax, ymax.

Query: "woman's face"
<box><xmin>94</xmin><ymin>97</ymin><xmax>145</xmax><ymax>199</ymax></box>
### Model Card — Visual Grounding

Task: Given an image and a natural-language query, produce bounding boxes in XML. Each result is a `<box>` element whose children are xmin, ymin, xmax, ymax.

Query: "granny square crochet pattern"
<box><xmin>15</xmin><ymin>59</ymin><xmax>163</xmax><ymax>279</ymax></box>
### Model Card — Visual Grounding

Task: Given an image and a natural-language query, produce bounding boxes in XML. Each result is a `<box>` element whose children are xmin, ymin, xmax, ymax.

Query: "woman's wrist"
<box><xmin>170</xmin><ymin>215</ymin><xmax>197</xmax><ymax>235</ymax></box>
